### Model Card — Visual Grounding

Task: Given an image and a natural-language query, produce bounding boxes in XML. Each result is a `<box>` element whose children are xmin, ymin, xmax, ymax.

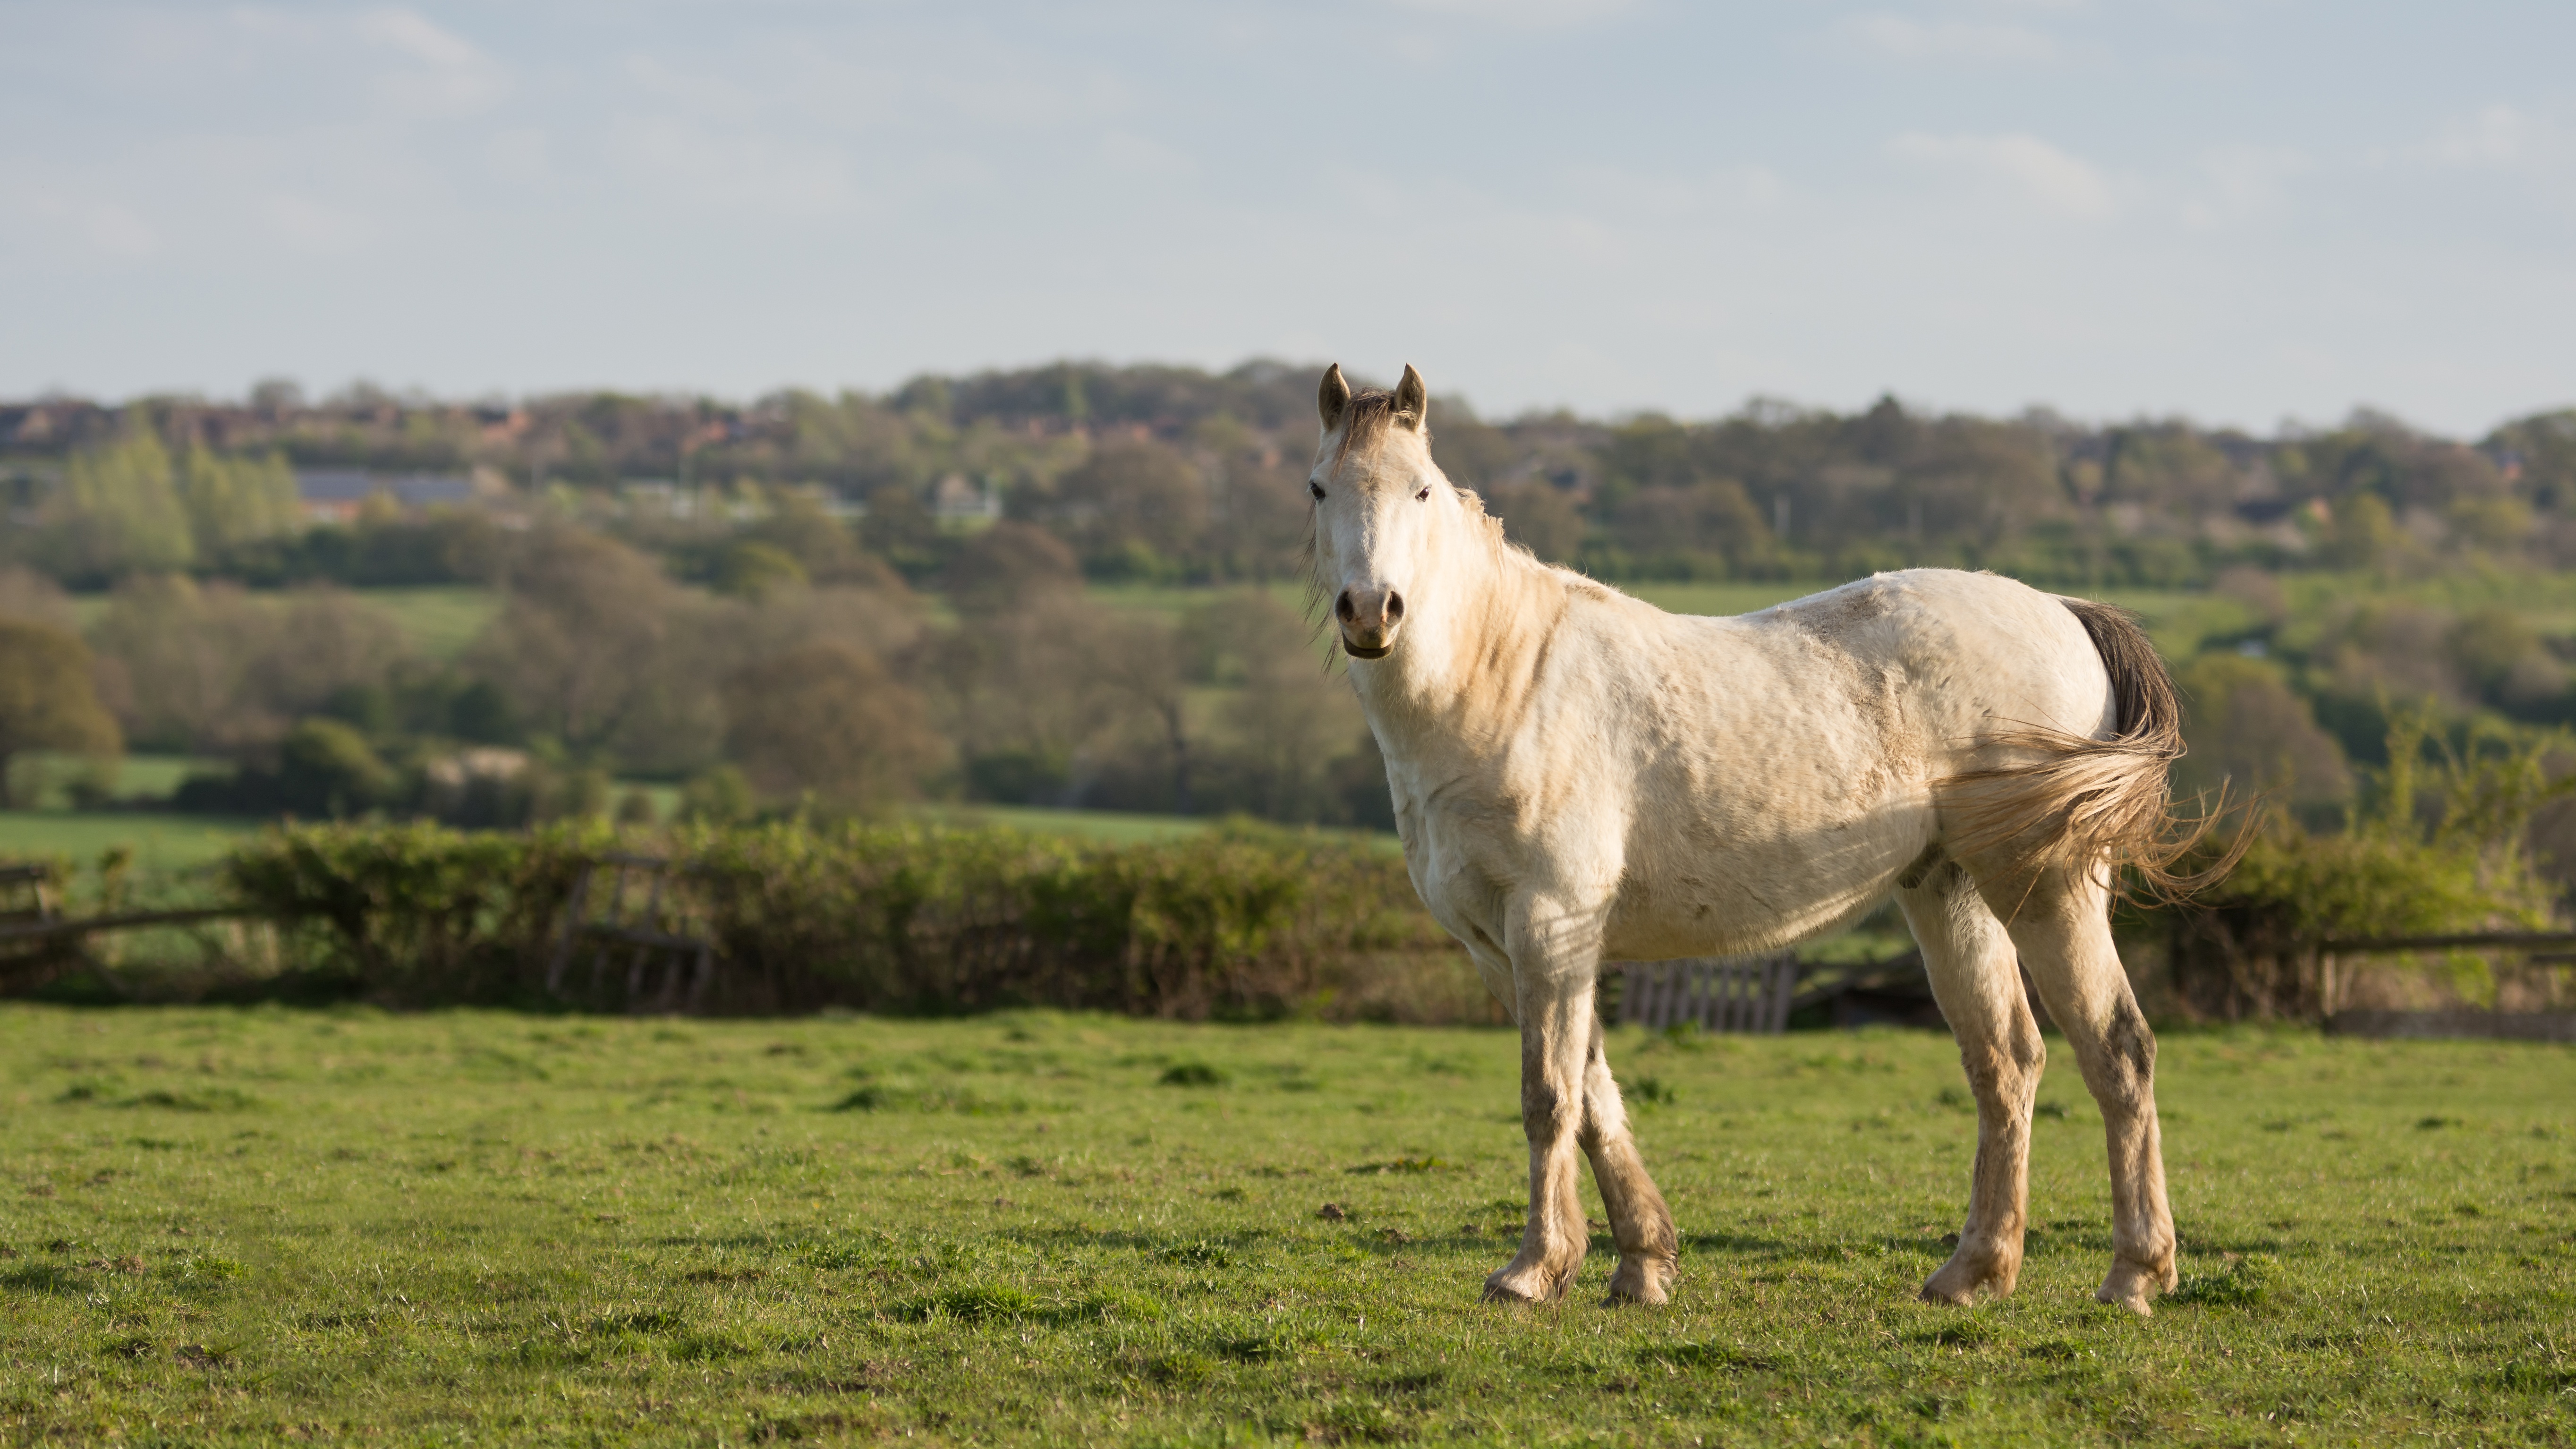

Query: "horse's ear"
<box><xmin>1394</xmin><ymin>364</ymin><xmax>1428</xmax><ymax>431</ymax></box>
<box><xmin>1318</xmin><ymin>364</ymin><xmax>1351</xmax><ymax>432</ymax></box>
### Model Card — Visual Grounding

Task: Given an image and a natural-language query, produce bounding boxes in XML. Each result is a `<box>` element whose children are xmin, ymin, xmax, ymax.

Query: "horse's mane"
<box><xmin>1330</xmin><ymin>388</ymin><xmax>1411</xmax><ymax>466</ymax></box>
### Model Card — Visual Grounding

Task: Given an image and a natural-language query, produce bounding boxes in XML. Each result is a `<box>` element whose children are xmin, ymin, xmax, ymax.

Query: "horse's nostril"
<box><xmin>1386</xmin><ymin>591</ymin><xmax>1405</xmax><ymax>621</ymax></box>
<box><xmin>1336</xmin><ymin>590</ymin><xmax>1357</xmax><ymax>622</ymax></box>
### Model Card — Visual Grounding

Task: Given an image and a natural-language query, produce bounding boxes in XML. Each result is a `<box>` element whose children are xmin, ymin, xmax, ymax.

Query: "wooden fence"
<box><xmin>1612</xmin><ymin>953</ymin><xmax>1802</xmax><ymax>1034</ymax></box>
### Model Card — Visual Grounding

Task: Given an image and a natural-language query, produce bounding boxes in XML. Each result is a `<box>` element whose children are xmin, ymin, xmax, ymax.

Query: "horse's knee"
<box><xmin>2105</xmin><ymin>997</ymin><xmax>2155</xmax><ymax>1078</ymax></box>
<box><xmin>1962</xmin><ymin>1030</ymin><xmax>2044</xmax><ymax>1105</ymax></box>
<box><xmin>2081</xmin><ymin>998</ymin><xmax>2158</xmax><ymax>1111</ymax></box>
<box><xmin>1522</xmin><ymin>1078</ymin><xmax>1576</xmax><ymax>1141</ymax></box>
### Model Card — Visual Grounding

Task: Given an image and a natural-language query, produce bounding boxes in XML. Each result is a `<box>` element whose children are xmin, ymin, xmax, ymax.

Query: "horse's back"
<box><xmin>1744</xmin><ymin>570</ymin><xmax>2116</xmax><ymax>746</ymax></box>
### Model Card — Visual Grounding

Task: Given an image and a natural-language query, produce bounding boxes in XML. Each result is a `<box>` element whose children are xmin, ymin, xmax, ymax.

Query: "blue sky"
<box><xmin>7</xmin><ymin>1</ymin><xmax>2572</xmax><ymax>435</ymax></box>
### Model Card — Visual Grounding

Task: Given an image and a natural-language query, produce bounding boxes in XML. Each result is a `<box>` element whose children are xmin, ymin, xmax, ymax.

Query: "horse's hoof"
<box><xmin>1919</xmin><ymin>1248</ymin><xmax>2016</xmax><ymax>1306</ymax></box>
<box><xmin>1603</xmin><ymin>1258</ymin><xmax>1673</xmax><ymax>1306</ymax></box>
<box><xmin>2094</xmin><ymin>1257</ymin><xmax>2168</xmax><ymax>1317</ymax></box>
<box><xmin>1483</xmin><ymin>1263</ymin><xmax>1572</xmax><ymax>1304</ymax></box>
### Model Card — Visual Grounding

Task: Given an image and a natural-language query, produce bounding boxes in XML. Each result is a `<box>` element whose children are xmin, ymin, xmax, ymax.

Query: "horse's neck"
<box><xmin>1358</xmin><ymin>539</ymin><xmax>1566</xmax><ymax>757</ymax></box>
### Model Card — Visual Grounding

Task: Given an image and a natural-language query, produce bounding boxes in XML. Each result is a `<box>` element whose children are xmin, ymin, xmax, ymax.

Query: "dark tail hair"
<box><xmin>1939</xmin><ymin>598</ymin><xmax>2248</xmax><ymax>902</ymax></box>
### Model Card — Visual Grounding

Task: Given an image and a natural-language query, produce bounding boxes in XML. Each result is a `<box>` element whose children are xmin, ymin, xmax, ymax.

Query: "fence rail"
<box><xmin>1615</xmin><ymin>953</ymin><xmax>1801</xmax><ymax>1034</ymax></box>
<box><xmin>546</xmin><ymin>855</ymin><xmax>715</xmax><ymax>1013</ymax></box>
<box><xmin>2316</xmin><ymin>930</ymin><xmax>2576</xmax><ymax>954</ymax></box>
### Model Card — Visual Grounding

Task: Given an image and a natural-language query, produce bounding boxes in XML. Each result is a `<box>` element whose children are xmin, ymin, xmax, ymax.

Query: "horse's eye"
<box><xmin>1414</xmin><ymin>487</ymin><xmax>1430</xmax><ymax>502</ymax></box>
<box><xmin>1309</xmin><ymin>482</ymin><xmax>1325</xmax><ymax>500</ymax></box>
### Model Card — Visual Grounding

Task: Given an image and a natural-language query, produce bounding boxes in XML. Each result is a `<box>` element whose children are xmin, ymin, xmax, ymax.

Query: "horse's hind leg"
<box><xmin>1577</xmin><ymin>1020</ymin><xmax>1677</xmax><ymax>1304</ymax></box>
<box><xmin>2003</xmin><ymin>869</ymin><xmax>2178</xmax><ymax>1316</ymax></box>
<box><xmin>1899</xmin><ymin>859</ymin><xmax>2044</xmax><ymax>1304</ymax></box>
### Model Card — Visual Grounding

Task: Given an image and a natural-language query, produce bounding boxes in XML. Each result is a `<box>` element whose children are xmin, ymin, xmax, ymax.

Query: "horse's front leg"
<box><xmin>1484</xmin><ymin>968</ymin><xmax>1596</xmax><ymax>1304</ymax></box>
<box><xmin>1577</xmin><ymin>1019</ymin><xmax>1677</xmax><ymax>1304</ymax></box>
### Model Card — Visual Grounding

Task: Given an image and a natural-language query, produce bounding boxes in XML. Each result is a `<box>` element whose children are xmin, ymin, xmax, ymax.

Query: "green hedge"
<box><xmin>221</xmin><ymin>819</ymin><xmax>1455</xmax><ymax>1018</ymax></box>
<box><xmin>2159</xmin><ymin>714</ymin><xmax>2569</xmax><ymax>1019</ymax></box>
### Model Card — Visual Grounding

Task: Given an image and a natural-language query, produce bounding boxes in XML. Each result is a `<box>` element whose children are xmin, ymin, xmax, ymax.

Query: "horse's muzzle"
<box><xmin>1337</xmin><ymin>586</ymin><xmax>1404</xmax><ymax>659</ymax></box>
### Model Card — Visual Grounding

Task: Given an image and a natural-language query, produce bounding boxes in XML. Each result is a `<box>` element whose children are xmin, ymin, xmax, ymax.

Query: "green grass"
<box><xmin>0</xmin><ymin>812</ymin><xmax>255</xmax><ymax>874</ymax></box>
<box><xmin>349</xmin><ymin>587</ymin><xmax>502</xmax><ymax>660</ymax></box>
<box><xmin>6</xmin><ymin>753</ymin><xmax>223</xmax><ymax>811</ymax></box>
<box><xmin>69</xmin><ymin>586</ymin><xmax>499</xmax><ymax>661</ymax></box>
<box><xmin>912</xmin><ymin>803</ymin><xmax>1398</xmax><ymax>851</ymax></box>
<box><xmin>914</xmin><ymin>803</ymin><xmax>1220</xmax><ymax>844</ymax></box>
<box><xmin>2</xmin><ymin>1007</ymin><xmax>2568</xmax><ymax>1445</ymax></box>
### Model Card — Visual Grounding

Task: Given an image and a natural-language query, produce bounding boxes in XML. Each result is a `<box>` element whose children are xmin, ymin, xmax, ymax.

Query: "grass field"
<box><xmin>2</xmin><ymin>1007</ymin><xmax>2567</xmax><ymax>1446</ymax></box>
<box><xmin>349</xmin><ymin>587</ymin><xmax>502</xmax><ymax>660</ymax></box>
<box><xmin>0</xmin><ymin>812</ymin><xmax>255</xmax><ymax>876</ymax></box>
<box><xmin>66</xmin><ymin>588</ymin><xmax>501</xmax><ymax>661</ymax></box>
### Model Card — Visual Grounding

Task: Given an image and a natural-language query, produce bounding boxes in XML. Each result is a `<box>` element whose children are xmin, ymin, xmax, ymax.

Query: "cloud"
<box><xmin>2179</xmin><ymin>145</ymin><xmax>2306</xmax><ymax>230</ymax></box>
<box><xmin>25</xmin><ymin>193</ymin><xmax>158</xmax><ymax>258</ymax></box>
<box><xmin>1096</xmin><ymin>130</ymin><xmax>1196</xmax><ymax>181</ymax></box>
<box><xmin>357</xmin><ymin>8</ymin><xmax>503</xmax><ymax>116</ymax></box>
<box><xmin>1841</xmin><ymin>13</ymin><xmax>2059</xmax><ymax>63</ymax></box>
<box><xmin>264</xmin><ymin>192</ymin><xmax>370</xmax><ymax>254</ymax></box>
<box><xmin>2410</xmin><ymin>104</ymin><xmax>2546</xmax><ymax>170</ymax></box>
<box><xmin>1890</xmin><ymin>131</ymin><xmax>2113</xmax><ymax>218</ymax></box>
<box><xmin>358</xmin><ymin>8</ymin><xmax>479</xmax><ymax>68</ymax></box>
<box><xmin>607</xmin><ymin>115</ymin><xmax>858</xmax><ymax>217</ymax></box>
<box><xmin>1387</xmin><ymin>0</ymin><xmax>1636</xmax><ymax>26</ymax></box>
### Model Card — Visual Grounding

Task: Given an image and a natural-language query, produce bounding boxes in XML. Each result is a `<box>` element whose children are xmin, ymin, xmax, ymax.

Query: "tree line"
<box><xmin>9</xmin><ymin>362</ymin><xmax>2575</xmax><ymax>592</ymax></box>
<box><xmin>0</xmin><ymin>522</ymin><xmax>1384</xmax><ymax>834</ymax></box>
<box><xmin>4</xmin><ymin>361</ymin><xmax>2576</xmax><ymax>853</ymax></box>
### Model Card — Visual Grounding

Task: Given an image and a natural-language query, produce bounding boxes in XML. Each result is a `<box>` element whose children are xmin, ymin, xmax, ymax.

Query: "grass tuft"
<box><xmin>2168</xmin><ymin>1253</ymin><xmax>2278</xmax><ymax>1308</ymax></box>
<box><xmin>895</xmin><ymin>1284</ymin><xmax>1038</xmax><ymax>1323</ymax></box>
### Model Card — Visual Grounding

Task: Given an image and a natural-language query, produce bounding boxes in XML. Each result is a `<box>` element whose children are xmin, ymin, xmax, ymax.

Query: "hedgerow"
<box><xmin>219</xmin><ymin>818</ymin><xmax>1459</xmax><ymax>1019</ymax></box>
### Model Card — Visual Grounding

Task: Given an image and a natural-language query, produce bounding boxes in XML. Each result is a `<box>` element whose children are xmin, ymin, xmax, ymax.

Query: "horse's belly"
<box><xmin>1601</xmin><ymin>871</ymin><xmax>1892</xmax><ymax>961</ymax></box>
<box><xmin>1600</xmin><ymin>778</ymin><xmax>1933</xmax><ymax>961</ymax></box>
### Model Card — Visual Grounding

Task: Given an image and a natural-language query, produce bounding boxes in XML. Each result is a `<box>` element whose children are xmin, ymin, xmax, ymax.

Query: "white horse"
<box><xmin>1308</xmin><ymin>363</ymin><xmax>2217</xmax><ymax>1315</ymax></box>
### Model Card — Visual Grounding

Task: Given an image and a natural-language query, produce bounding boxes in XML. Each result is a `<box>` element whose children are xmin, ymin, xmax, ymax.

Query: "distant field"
<box><xmin>915</xmin><ymin>802</ymin><xmax>1215</xmax><ymax>844</ymax></box>
<box><xmin>1</xmin><ymin>1007</ymin><xmax>2567</xmax><ymax>1446</ymax></box>
<box><xmin>0</xmin><ymin>802</ymin><xmax>1376</xmax><ymax>875</ymax></box>
<box><xmin>65</xmin><ymin>586</ymin><xmax>499</xmax><ymax>661</ymax></box>
<box><xmin>4</xmin><ymin>754</ymin><xmax>217</xmax><ymax>812</ymax></box>
<box><xmin>0</xmin><ymin>812</ymin><xmax>254</xmax><ymax>874</ymax></box>
<box><xmin>352</xmin><ymin>586</ymin><xmax>501</xmax><ymax>659</ymax></box>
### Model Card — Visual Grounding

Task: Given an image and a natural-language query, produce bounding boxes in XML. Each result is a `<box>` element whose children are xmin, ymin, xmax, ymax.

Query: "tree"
<box><xmin>1182</xmin><ymin>590</ymin><xmax>1362</xmax><ymax>821</ymax></box>
<box><xmin>466</xmin><ymin>530</ymin><xmax>679</xmax><ymax>760</ymax></box>
<box><xmin>1037</xmin><ymin>438</ymin><xmax>1207</xmax><ymax>575</ymax></box>
<box><xmin>85</xmin><ymin>578</ymin><xmax>412</xmax><ymax>756</ymax></box>
<box><xmin>1610</xmin><ymin>479</ymin><xmax>1770</xmax><ymax>571</ymax></box>
<box><xmin>39</xmin><ymin>426</ymin><xmax>195</xmax><ymax>581</ymax></box>
<box><xmin>712</xmin><ymin>541</ymin><xmax>808</xmax><ymax>600</ymax></box>
<box><xmin>723</xmin><ymin>642</ymin><xmax>943</xmax><ymax>810</ymax></box>
<box><xmin>1482</xmin><ymin>482</ymin><xmax>1587</xmax><ymax>563</ymax></box>
<box><xmin>2321</xmin><ymin>492</ymin><xmax>2403</xmax><ymax>571</ymax></box>
<box><xmin>2171</xmin><ymin>654</ymin><xmax>2350</xmax><ymax>817</ymax></box>
<box><xmin>941</xmin><ymin>521</ymin><xmax>1082</xmax><ymax>618</ymax></box>
<box><xmin>0</xmin><ymin>567</ymin><xmax>78</xmax><ymax>631</ymax></box>
<box><xmin>0</xmin><ymin>620</ymin><xmax>122</xmax><ymax>807</ymax></box>
<box><xmin>82</xmin><ymin>575</ymin><xmax>268</xmax><ymax>753</ymax></box>
<box><xmin>177</xmin><ymin>445</ymin><xmax>301</xmax><ymax>555</ymax></box>
<box><xmin>275</xmin><ymin>718</ymin><xmax>394</xmax><ymax>818</ymax></box>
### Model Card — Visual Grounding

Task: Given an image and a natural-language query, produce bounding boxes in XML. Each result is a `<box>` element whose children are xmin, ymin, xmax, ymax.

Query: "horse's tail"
<box><xmin>1938</xmin><ymin>598</ymin><xmax>2247</xmax><ymax>903</ymax></box>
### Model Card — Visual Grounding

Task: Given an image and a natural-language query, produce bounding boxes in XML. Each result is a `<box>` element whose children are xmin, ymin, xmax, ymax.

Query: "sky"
<box><xmin>6</xmin><ymin>1</ymin><xmax>2574</xmax><ymax>436</ymax></box>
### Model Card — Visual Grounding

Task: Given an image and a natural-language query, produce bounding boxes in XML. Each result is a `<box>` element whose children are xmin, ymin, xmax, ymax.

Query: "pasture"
<box><xmin>2</xmin><ymin>1006</ymin><xmax>2569</xmax><ymax>1446</ymax></box>
<box><xmin>0</xmin><ymin>811</ymin><xmax>252</xmax><ymax>876</ymax></box>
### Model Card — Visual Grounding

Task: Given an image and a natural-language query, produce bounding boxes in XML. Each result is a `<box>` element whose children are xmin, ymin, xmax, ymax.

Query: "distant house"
<box><xmin>296</xmin><ymin>469</ymin><xmax>478</xmax><ymax>524</ymax></box>
<box><xmin>932</xmin><ymin>473</ymin><xmax>1003</xmax><ymax>524</ymax></box>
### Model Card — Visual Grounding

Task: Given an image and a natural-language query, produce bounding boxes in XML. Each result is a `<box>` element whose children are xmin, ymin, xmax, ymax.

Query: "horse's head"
<box><xmin>1309</xmin><ymin>362</ymin><xmax>1460</xmax><ymax>661</ymax></box>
